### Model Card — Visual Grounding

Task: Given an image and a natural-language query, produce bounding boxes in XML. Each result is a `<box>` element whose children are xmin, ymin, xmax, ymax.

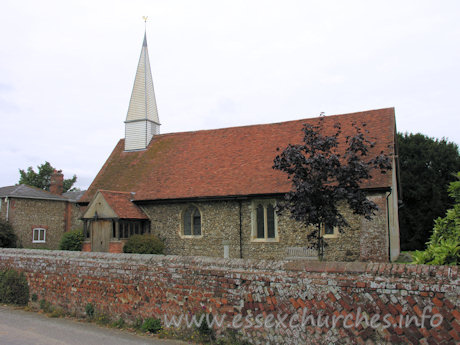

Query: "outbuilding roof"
<box><xmin>0</xmin><ymin>184</ymin><xmax>68</xmax><ymax>201</ymax></box>
<box><xmin>82</xmin><ymin>108</ymin><xmax>396</xmax><ymax>203</ymax></box>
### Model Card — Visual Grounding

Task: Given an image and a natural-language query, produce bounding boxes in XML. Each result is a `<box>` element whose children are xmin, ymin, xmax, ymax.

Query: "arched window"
<box><xmin>252</xmin><ymin>200</ymin><xmax>278</xmax><ymax>241</ymax></box>
<box><xmin>183</xmin><ymin>206</ymin><xmax>201</xmax><ymax>236</ymax></box>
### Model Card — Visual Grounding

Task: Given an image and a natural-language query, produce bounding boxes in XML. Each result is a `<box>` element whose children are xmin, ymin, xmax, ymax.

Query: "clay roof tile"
<box><xmin>82</xmin><ymin>108</ymin><xmax>396</xmax><ymax>203</ymax></box>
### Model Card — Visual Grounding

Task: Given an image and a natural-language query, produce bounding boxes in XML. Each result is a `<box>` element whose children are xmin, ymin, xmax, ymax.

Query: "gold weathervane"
<box><xmin>142</xmin><ymin>16</ymin><xmax>148</xmax><ymax>23</ymax></box>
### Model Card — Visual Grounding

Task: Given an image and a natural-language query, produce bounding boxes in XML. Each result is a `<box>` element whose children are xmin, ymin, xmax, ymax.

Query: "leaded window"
<box><xmin>183</xmin><ymin>206</ymin><xmax>201</xmax><ymax>236</ymax></box>
<box><xmin>252</xmin><ymin>200</ymin><xmax>278</xmax><ymax>241</ymax></box>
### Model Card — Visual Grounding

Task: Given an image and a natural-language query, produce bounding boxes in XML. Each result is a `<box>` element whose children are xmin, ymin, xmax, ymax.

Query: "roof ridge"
<box><xmin>12</xmin><ymin>184</ymin><xmax>23</xmax><ymax>194</ymax></box>
<box><xmin>121</xmin><ymin>107</ymin><xmax>396</xmax><ymax>141</ymax></box>
<box><xmin>24</xmin><ymin>184</ymin><xmax>66</xmax><ymax>197</ymax></box>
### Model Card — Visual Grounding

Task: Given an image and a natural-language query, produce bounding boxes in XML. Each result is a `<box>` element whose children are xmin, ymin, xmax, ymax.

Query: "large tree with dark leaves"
<box><xmin>18</xmin><ymin>161</ymin><xmax>77</xmax><ymax>193</ymax></box>
<box><xmin>398</xmin><ymin>133</ymin><xmax>460</xmax><ymax>251</ymax></box>
<box><xmin>273</xmin><ymin>118</ymin><xmax>392</xmax><ymax>258</ymax></box>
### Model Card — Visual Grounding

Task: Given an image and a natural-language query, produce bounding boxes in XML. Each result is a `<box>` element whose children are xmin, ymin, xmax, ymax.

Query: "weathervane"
<box><xmin>142</xmin><ymin>16</ymin><xmax>148</xmax><ymax>23</ymax></box>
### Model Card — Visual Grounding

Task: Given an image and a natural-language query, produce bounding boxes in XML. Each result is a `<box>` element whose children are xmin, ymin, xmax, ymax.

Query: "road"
<box><xmin>0</xmin><ymin>306</ymin><xmax>187</xmax><ymax>345</ymax></box>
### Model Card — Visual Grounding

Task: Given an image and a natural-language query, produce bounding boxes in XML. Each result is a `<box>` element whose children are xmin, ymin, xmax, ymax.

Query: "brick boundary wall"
<box><xmin>0</xmin><ymin>249</ymin><xmax>458</xmax><ymax>345</ymax></box>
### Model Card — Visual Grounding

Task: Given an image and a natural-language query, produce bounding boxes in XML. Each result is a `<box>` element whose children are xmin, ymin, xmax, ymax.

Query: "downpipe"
<box><xmin>386</xmin><ymin>190</ymin><xmax>392</xmax><ymax>262</ymax></box>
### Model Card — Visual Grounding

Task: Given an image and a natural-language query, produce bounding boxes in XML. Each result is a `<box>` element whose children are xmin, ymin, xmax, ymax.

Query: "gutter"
<box><xmin>83</xmin><ymin>186</ymin><xmax>393</xmax><ymax>206</ymax></box>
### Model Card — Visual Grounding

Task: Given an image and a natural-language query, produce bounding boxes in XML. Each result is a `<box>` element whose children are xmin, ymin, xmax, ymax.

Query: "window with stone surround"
<box><xmin>322</xmin><ymin>223</ymin><xmax>339</xmax><ymax>238</ymax></box>
<box><xmin>251</xmin><ymin>200</ymin><xmax>278</xmax><ymax>242</ymax></box>
<box><xmin>32</xmin><ymin>228</ymin><xmax>46</xmax><ymax>243</ymax></box>
<box><xmin>181</xmin><ymin>205</ymin><xmax>202</xmax><ymax>237</ymax></box>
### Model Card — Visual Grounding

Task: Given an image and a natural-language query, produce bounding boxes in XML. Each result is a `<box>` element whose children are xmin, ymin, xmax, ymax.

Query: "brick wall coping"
<box><xmin>1</xmin><ymin>248</ymin><xmax>458</xmax><ymax>283</ymax></box>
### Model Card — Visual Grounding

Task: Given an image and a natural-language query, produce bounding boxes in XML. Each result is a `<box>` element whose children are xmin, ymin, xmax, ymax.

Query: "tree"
<box><xmin>398</xmin><ymin>133</ymin><xmax>460</xmax><ymax>251</ymax></box>
<box><xmin>273</xmin><ymin>118</ymin><xmax>392</xmax><ymax>259</ymax></box>
<box><xmin>412</xmin><ymin>172</ymin><xmax>460</xmax><ymax>265</ymax></box>
<box><xmin>0</xmin><ymin>219</ymin><xmax>17</xmax><ymax>248</ymax></box>
<box><xmin>18</xmin><ymin>161</ymin><xmax>77</xmax><ymax>193</ymax></box>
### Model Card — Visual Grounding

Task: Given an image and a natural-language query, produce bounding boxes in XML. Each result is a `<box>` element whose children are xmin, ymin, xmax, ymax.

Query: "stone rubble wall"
<box><xmin>141</xmin><ymin>194</ymin><xmax>389</xmax><ymax>262</ymax></box>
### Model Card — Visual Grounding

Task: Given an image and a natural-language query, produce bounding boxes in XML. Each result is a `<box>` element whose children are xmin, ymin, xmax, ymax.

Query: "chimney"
<box><xmin>50</xmin><ymin>170</ymin><xmax>64</xmax><ymax>195</ymax></box>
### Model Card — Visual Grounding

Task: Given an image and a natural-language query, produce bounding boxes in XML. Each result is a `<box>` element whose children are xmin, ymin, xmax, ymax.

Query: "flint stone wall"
<box><xmin>0</xmin><ymin>249</ymin><xmax>458</xmax><ymax>344</ymax></box>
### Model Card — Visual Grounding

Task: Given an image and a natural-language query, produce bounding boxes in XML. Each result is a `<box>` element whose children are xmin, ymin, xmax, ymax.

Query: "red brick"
<box><xmin>452</xmin><ymin>319</ymin><xmax>460</xmax><ymax>333</ymax></box>
<box><xmin>432</xmin><ymin>297</ymin><xmax>443</xmax><ymax>308</ymax></box>
<box><xmin>449</xmin><ymin>329</ymin><xmax>460</xmax><ymax>341</ymax></box>
<box><xmin>289</xmin><ymin>298</ymin><xmax>300</xmax><ymax>309</ymax></box>
<box><xmin>327</xmin><ymin>292</ymin><xmax>337</xmax><ymax>303</ymax></box>
<box><xmin>453</xmin><ymin>309</ymin><xmax>460</xmax><ymax>322</ymax></box>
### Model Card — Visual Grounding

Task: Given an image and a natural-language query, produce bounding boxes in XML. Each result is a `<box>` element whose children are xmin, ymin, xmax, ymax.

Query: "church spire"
<box><xmin>124</xmin><ymin>22</ymin><xmax>160</xmax><ymax>151</ymax></box>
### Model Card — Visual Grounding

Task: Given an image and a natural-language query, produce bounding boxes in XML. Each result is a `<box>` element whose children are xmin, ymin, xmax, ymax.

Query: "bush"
<box><xmin>0</xmin><ymin>219</ymin><xmax>17</xmax><ymax>248</ymax></box>
<box><xmin>413</xmin><ymin>172</ymin><xmax>460</xmax><ymax>265</ymax></box>
<box><xmin>195</xmin><ymin>313</ymin><xmax>216</xmax><ymax>342</ymax></box>
<box><xmin>39</xmin><ymin>299</ymin><xmax>53</xmax><ymax>313</ymax></box>
<box><xmin>123</xmin><ymin>234</ymin><xmax>164</xmax><ymax>254</ymax></box>
<box><xmin>59</xmin><ymin>229</ymin><xmax>84</xmax><ymax>251</ymax></box>
<box><xmin>0</xmin><ymin>269</ymin><xmax>29</xmax><ymax>305</ymax></box>
<box><xmin>85</xmin><ymin>302</ymin><xmax>95</xmax><ymax>318</ymax></box>
<box><xmin>413</xmin><ymin>238</ymin><xmax>459</xmax><ymax>265</ymax></box>
<box><xmin>141</xmin><ymin>317</ymin><xmax>162</xmax><ymax>333</ymax></box>
<box><xmin>112</xmin><ymin>317</ymin><xmax>125</xmax><ymax>329</ymax></box>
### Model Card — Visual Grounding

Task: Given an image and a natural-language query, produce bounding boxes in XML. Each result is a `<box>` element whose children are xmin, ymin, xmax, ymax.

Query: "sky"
<box><xmin>1</xmin><ymin>0</ymin><xmax>459</xmax><ymax>190</ymax></box>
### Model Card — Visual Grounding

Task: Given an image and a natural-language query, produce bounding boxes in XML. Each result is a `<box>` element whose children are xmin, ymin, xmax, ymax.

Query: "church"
<box><xmin>80</xmin><ymin>32</ymin><xmax>401</xmax><ymax>262</ymax></box>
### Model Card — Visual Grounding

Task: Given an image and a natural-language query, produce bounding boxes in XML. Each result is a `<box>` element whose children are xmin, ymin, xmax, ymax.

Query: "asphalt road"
<box><xmin>0</xmin><ymin>306</ymin><xmax>187</xmax><ymax>345</ymax></box>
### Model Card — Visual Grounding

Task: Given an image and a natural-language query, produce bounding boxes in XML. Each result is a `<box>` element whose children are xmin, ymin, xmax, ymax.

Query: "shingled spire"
<box><xmin>124</xmin><ymin>31</ymin><xmax>160</xmax><ymax>151</ymax></box>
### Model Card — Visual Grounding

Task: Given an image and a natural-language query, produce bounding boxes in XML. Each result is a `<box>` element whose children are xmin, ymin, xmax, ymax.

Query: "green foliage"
<box><xmin>40</xmin><ymin>299</ymin><xmax>49</xmax><ymax>310</ymax></box>
<box><xmin>216</xmin><ymin>330</ymin><xmax>252</xmax><ymax>345</ymax></box>
<box><xmin>112</xmin><ymin>317</ymin><xmax>126</xmax><ymax>329</ymax></box>
<box><xmin>193</xmin><ymin>313</ymin><xmax>216</xmax><ymax>343</ymax></box>
<box><xmin>141</xmin><ymin>317</ymin><xmax>162</xmax><ymax>333</ymax></box>
<box><xmin>31</xmin><ymin>293</ymin><xmax>38</xmax><ymax>302</ymax></box>
<box><xmin>59</xmin><ymin>229</ymin><xmax>84</xmax><ymax>251</ymax></box>
<box><xmin>0</xmin><ymin>269</ymin><xmax>29</xmax><ymax>305</ymax></box>
<box><xmin>49</xmin><ymin>307</ymin><xmax>65</xmax><ymax>318</ymax></box>
<box><xmin>39</xmin><ymin>299</ymin><xmax>54</xmax><ymax>313</ymax></box>
<box><xmin>412</xmin><ymin>172</ymin><xmax>460</xmax><ymax>265</ymax></box>
<box><xmin>133</xmin><ymin>317</ymin><xmax>144</xmax><ymax>330</ymax></box>
<box><xmin>413</xmin><ymin>239</ymin><xmax>459</xmax><ymax>265</ymax></box>
<box><xmin>123</xmin><ymin>234</ymin><xmax>165</xmax><ymax>254</ymax></box>
<box><xmin>398</xmin><ymin>133</ymin><xmax>460</xmax><ymax>250</ymax></box>
<box><xmin>0</xmin><ymin>219</ymin><xmax>17</xmax><ymax>248</ymax></box>
<box><xmin>85</xmin><ymin>303</ymin><xmax>95</xmax><ymax>318</ymax></box>
<box><xmin>18</xmin><ymin>161</ymin><xmax>77</xmax><ymax>193</ymax></box>
<box><xmin>94</xmin><ymin>312</ymin><xmax>111</xmax><ymax>325</ymax></box>
<box><xmin>394</xmin><ymin>251</ymin><xmax>414</xmax><ymax>264</ymax></box>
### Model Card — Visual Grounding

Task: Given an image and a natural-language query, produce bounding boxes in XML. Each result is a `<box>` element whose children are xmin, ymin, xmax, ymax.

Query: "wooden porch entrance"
<box><xmin>91</xmin><ymin>220</ymin><xmax>111</xmax><ymax>252</ymax></box>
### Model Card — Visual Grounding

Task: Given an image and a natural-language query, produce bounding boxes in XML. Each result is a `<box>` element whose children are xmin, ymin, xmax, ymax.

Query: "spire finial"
<box><xmin>142</xmin><ymin>16</ymin><xmax>148</xmax><ymax>46</ymax></box>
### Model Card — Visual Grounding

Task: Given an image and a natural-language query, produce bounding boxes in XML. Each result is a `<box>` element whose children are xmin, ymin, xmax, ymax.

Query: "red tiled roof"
<box><xmin>82</xmin><ymin>108</ymin><xmax>396</xmax><ymax>203</ymax></box>
<box><xmin>99</xmin><ymin>190</ymin><xmax>148</xmax><ymax>219</ymax></box>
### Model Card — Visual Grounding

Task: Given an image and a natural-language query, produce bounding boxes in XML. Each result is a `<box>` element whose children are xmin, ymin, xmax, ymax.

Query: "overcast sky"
<box><xmin>1</xmin><ymin>0</ymin><xmax>459</xmax><ymax>190</ymax></box>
